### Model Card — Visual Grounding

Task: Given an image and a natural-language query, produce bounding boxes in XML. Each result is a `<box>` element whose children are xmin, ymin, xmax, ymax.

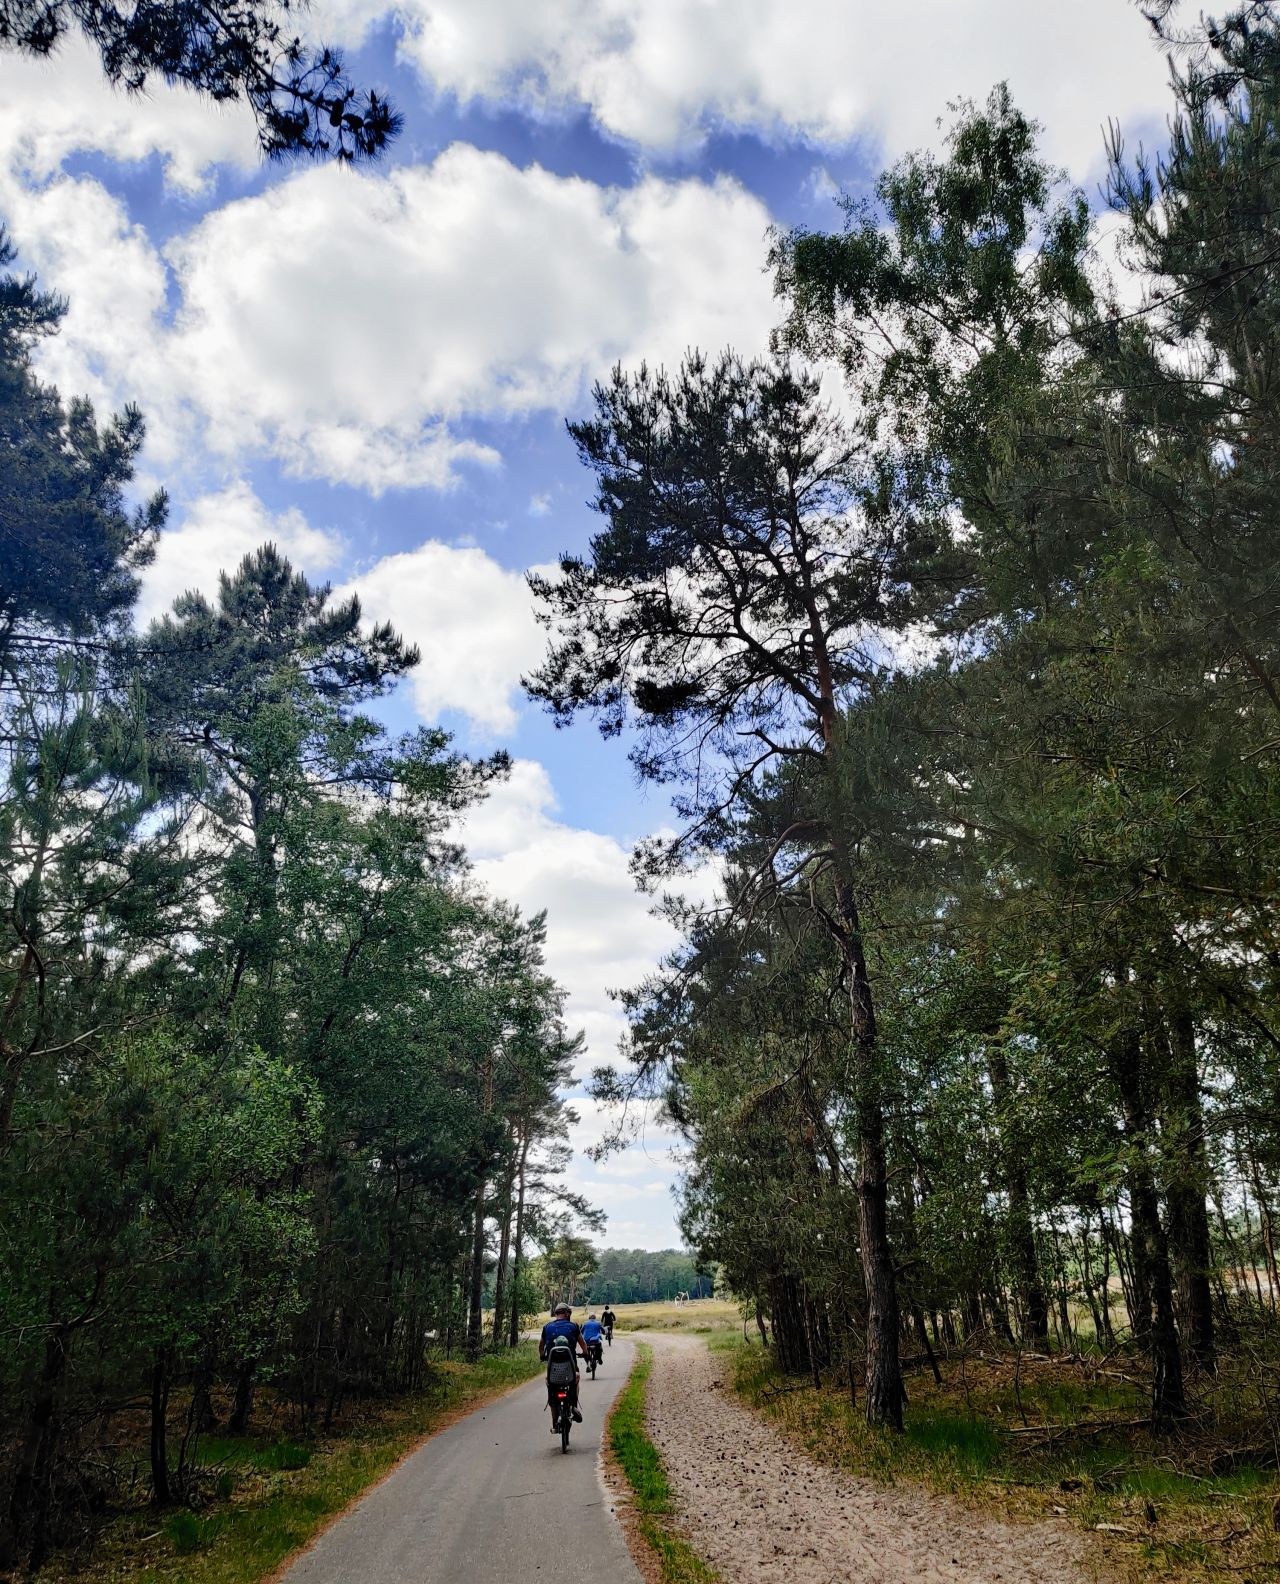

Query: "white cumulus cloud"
<box><xmin>461</xmin><ymin>758</ymin><xmax>682</xmax><ymax>1066</ymax></box>
<box><xmin>0</xmin><ymin>146</ymin><xmax>777</xmax><ymax>492</ymax></box>
<box><xmin>138</xmin><ymin>482</ymin><xmax>346</xmax><ymax>627</ymax></box>
<box><xmin>160</xmin><ymin>147</ymin><xmax>775</xmax><ymax>488</ymax></box>
<box><xmin>0</xmin><ymin>33</ymin><xmax>259</xmax><ymax>192</ymax></box>
<box><xmin>386</xmin><ymin>0</ymin><xmax>1172</xmax><ymax>177</ymax></box>
<box><xmin>461</xmin><ymin>764</ymin><xmax>693</xmax><ymax>1244</ymax></box>
<box><xmin>336</xmin><ymin>542</ymin><xmax>545</xmax><ymax>734</ymax></box>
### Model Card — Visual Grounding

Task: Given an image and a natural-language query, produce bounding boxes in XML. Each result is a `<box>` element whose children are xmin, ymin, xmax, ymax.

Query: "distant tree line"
<box><xmin>581</xmin><ymin>1248</ymin><xmax>713</xmax><ymax>1305</ymax></box>
<box><xmin>512</xmin><ymin>1241</ymin><xmax>713</xmax><ymax>1309</ymax></box>
<box><xmin>0</xmin><ymin>231</ymin><xmax>587</xmax><ymax>1570</ymax></box>
<box><xmin>530</xmin><ymin>5</ymin><xmax>1280</xmax><ymax>1438</ymax></box>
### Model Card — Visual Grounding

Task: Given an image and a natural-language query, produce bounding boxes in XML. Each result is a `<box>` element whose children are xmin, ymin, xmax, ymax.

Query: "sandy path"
<box><xmin>643</xmin><ymin>1334</ymin><xmax>1099</xmax><ymax>1584</ymax></box>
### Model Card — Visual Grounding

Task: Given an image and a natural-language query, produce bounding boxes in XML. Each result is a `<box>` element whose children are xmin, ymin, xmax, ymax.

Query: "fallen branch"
<box><xmin>759</xmin><ymin>1380</ymin><xmax>815</xmax><ymax>1399</ymax></box>
<box><xmin>1005</xmin><ymin>1417</ymin><xmax>1152</xmax><ymax>1438</ymax></box>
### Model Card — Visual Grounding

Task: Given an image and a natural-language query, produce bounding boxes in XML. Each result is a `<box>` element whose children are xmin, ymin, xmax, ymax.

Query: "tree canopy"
<box><xmin>0</xmin><ymin>247</ymin><xmax>590</xmax><ymax>1569</ymax></box>
<box><xmin>531</xmin><ymin>11</ymin><xmax>1280</xmax><ymax>1450</ymax></box>
<box><xmin>0</xmin><ymin>0</ymin><xmax>400</xmax><ymax>161</ymax></box>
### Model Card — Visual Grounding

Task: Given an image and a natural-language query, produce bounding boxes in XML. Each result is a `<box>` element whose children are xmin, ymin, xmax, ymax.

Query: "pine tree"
<box><xmin>0</xmin><ymin>0</ymin><xmax>400</xmax><ymax>160</ymax></box>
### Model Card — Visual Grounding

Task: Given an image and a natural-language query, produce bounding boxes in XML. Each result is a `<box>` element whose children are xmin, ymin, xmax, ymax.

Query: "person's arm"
<box><xmin>538</xmin><ymin>1326</ymin><xmax>548</xmax><ymax>1361</ymax></box>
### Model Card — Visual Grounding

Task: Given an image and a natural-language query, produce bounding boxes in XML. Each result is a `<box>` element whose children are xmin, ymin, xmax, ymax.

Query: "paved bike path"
<box><xmin>280</xmin><ymin>1339</ymin><xmax>641</xmax><ymax>1584</ymax></box>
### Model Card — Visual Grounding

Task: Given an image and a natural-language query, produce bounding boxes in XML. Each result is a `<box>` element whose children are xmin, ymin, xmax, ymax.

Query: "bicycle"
<box><xmin>545</xmin><ymin>1339</ymin><xmax>578</xmax><ymax>1454</ymax></box>
<box><xmin>552</xmin><ymin>1386</ymin><xmax>572</xmax><ymax>1452</ymax></box>
<box><xmin>586</xmin><ymin>1339</ymin><xmax>602</xmax><ymax>1380</ymax></box>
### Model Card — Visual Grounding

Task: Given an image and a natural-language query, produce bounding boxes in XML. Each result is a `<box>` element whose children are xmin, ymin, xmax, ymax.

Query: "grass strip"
<box><xmin>607</xmin><ymin>1342</ymin><xmax>723</xmax><ymax>1584</ymax></box>
<box><xmin>34</xmin><ymin>1346</ymin><xmax>543</xmax><ymax>1584</ymax></box>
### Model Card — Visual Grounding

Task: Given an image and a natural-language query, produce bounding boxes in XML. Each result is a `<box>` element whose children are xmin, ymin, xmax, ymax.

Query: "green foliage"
<box><xmin>164</xmin><ymin>1512</ymin><xmax>222</xmax><ymax>1556</ymax></box>
<box><xmin>0</xmin><ymin>259</ymin><xmax>590</xmax><ymax>1568</ymax></box>
<box><xmin>0</xmin><ymin>0</ymin><xmax>400</xmax><ymax>162</ymax></box>
<box><xmin>582</xmin><ymin>1249</ymin><xmax>713</xmax><ymax>1305</ymax></box>
<box><xmin>0</xmin><ymin>228</ymin><xmax>163</xmax><ymax>654</ymax></box>
<box><xmin>257</xmin><ymin>1441</ymin><xmax>312</xmax><ymax>1473</ymax></box>
<box><xmin>544</xmin><ymin>1</ymin><xmax>1280</xmax><ymax>1468</ymax></box>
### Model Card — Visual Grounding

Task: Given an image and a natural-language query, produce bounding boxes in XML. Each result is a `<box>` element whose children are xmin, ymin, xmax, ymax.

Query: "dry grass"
<box><xmin>606</xmin><ymin>1299</ymin><xmax>742</xmax><ymax>1335</ymax></box>
<box><xmin>727</xmin><ymin>1338</ymin><xmax>1280</xmax><ymax>1584</ymax></box>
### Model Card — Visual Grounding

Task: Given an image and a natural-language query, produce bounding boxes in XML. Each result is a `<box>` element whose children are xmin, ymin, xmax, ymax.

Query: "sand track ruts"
<box><xmin>643</xmin><ymin>1333</ymin><xmax>1100</xmax><ymax>1584</ymax></box>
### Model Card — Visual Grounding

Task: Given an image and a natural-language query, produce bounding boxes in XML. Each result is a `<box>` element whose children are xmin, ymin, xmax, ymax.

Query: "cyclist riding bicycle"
<box><xmin>600</xmin><ymin>1304</ymin><xmax>616</xmax><ymax>1341</ymax></box>
<box><xmin>581</xmin><ymin>1312</ymin><xmax>604</xmax><ymax>1367</ymax></box>
<box><xmin>539</xmin><ymin>1303</ymin><xmax>587</xmax><ymax>1425</ymax></box>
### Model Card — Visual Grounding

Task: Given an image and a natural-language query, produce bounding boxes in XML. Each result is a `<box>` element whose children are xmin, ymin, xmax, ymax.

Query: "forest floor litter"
<box><xmin>643</xmin><ymin>1334</ymin><xmax>1099</xmax><ymax>1584</ymax></box>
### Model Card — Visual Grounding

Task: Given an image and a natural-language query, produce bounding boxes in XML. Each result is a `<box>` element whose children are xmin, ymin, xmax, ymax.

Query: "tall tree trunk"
<box><xmin>833</xmin><ymin>873</ymin><xmax>903</xmax><ymax>1427</ymax></box>
<box><xmin>1108</xmin><ymin>1023</ymin><xmax>1185</xmax><ymax>1424</ymax></box>
<box><xmin>191</xmin><ymin>1355</ymin><xmax>218</xmax><ymax>1433</ymax></box>
<box><xmin>506</xmin><ymin>1130</ymin><xmax>531</xmax><ymax>1349</ymax></box>
<box><xmin>1048</xmin><ymin>1220</ymin><xmax>1076</xmax><ymax>1350</ymax></box>
<box><xmin>1103</xmin><ymin>1204</ymin><xmax>1139</xmax><ymax>1332</ymax></box>
<box><xmin>768</xmin><ymin>1274</ymin><xmax>812</xmax><ymax>1376</ymax></box>
<box><xmin>150</xmin><ymin>1349</ymin><xmax>172</xmax><ymax>1506</ymax></box>
<box><xmin>1077</xmin><ymin>1210</ymin><xmax>1113</xmax><ymax>1348</ymax></box>
<box><xmin>809</xmin><ymin>601</ymin><xmax>901</xmax><ymax>1426</ymax></box>
<box><xmin>986</xmin><ymin>1040</ymin><xmax>1050</xmax><ymax>1349</ymax></box>
<box><xmin>1246</xmin><ymin>1149</ymin><xmax>1280</xmax><ymax>1315</ymax></box>
<box><xmin>490</xmin><ymin>1149</ymin><xmax>518</xmax><ymax>1347</ymax></box>
<box><xmin>227</xmin><ymin>1357</ymin><xmax>257</xmax><ymax>1435</ymax></box>
<box><xmin>3</xmin><ymin>1324</ymin><xmax>68</xmax><ymax>1571</ymax></box>
<box><xmin>1157</xmin><ymin>1003</ymin><xmax>1216</xmax><ymax>1370</ymax></box>
<box><xmin>466</xmin><ymin>1178</ymin><xmax>486</xmax><ymax>1362</ymax></box>
<box><xmin>1096</xmin><ymin>1212</ymin><xmax>1115</xmax><ymax>1345</ymax></box>
<box><xmin>466</xmin><ymin>1051</ymin><xmax>495</xmax><ymax>1362</ymax></box>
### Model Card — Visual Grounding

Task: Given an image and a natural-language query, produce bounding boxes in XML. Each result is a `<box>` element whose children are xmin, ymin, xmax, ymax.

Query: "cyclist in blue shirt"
<box><xmin>539</xmin><ymin>1303</ymin><xmax>587</xmax><ymax>1422</ymax></box>
<box><xmin>581</xmin><ymin>1313</ymin><xmax>605</xmax><ymax>1368</ymax></box>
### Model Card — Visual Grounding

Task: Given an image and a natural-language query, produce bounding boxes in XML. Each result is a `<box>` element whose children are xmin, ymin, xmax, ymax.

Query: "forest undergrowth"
<box><xmin>726</xmin><ymin>1333</ymin><xmax>1280</xmax><ymax>1582</ymax></box>
<box><xmin>13</xmin><ymin>1346</ymin><xmax>541</xmax><ymax>1584</ymax></box>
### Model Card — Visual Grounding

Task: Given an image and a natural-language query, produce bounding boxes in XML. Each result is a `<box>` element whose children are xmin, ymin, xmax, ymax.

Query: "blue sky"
<box><xmin>0</xmin><ymin>0</ymin><xmax>1176</xmax><ymax>1246</ymax></box>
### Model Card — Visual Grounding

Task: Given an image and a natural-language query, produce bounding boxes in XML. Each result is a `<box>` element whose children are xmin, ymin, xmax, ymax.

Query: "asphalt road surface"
<box><xmin>281</xmin><ymin>1339</ymin><xmax>642</xmax><ymax>1584</ymax></box>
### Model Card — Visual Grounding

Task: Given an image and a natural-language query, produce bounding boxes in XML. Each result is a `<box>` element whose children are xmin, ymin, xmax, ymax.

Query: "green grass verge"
<box><xmin>33</xmin><ymin>1346</ymin><xmax>543</xmax><ymax>1584</ymax></box>
<box><xmin>608</xmin><ymin>1342</ymin><xmax>723</xmax><ymax>1584</ymax></box>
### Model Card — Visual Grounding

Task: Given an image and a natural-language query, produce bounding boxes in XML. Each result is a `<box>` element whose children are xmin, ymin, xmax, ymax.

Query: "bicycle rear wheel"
<box><xmin>561</xmin><ymin>1414</ymin><xmax>571</xmax><ymax>1453</ymax></box>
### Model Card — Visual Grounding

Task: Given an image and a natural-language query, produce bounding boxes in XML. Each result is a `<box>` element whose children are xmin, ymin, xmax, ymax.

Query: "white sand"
<box><xmin>644</xmin><ymin>1334</ymin><xmax>1102</xmax><ymax>1584</ymax></box>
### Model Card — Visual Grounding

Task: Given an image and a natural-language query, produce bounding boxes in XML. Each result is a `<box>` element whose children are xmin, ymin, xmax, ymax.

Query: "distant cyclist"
<box><xmin>539</xmin><ymin>1303</ymin><xmax>587</xmax><ymax>1423</ymax></box>
<box><xmin>581</xmin><ymin>1312</ymin><xmax>605</xmax><ymax>1368</ymax></box>
<box><xmin>600</xmin><ymin>1304</ymin><xmax>616</xmax><ymax>1343</ymax></box>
